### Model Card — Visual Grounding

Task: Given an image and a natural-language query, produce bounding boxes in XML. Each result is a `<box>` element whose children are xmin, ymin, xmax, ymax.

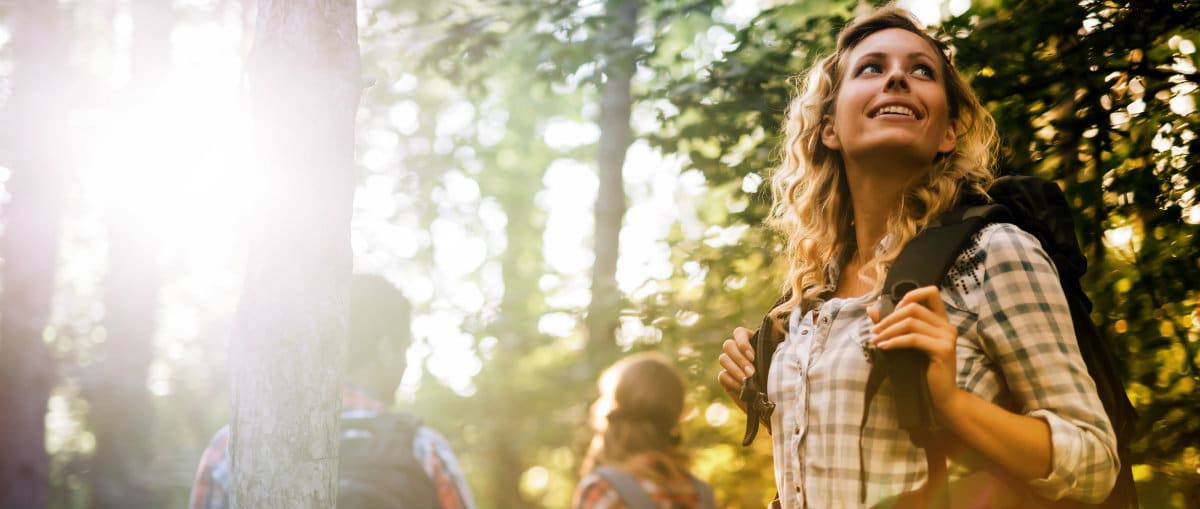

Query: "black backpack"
<box><xmin>337</xmin><ymin>413</ymin><xmax>442</xmax><ymax>509</ymax></box>
<box><xmin>738</xmin><ymin>175</ymin><xmax>1138</xmax><ymax>508</ymax></box>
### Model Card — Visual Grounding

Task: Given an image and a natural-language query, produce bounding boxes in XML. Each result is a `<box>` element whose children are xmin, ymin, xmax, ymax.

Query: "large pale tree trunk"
<box><xmin>0</xmin><ymin>1</ymin><xmax>70</xmax><ymax>507</ymax></box>
<box><xmin>229</xmin><ymin>1</ymin><xmax>361</xmax><ymax>507</ymax></box>
<box><xmin>86</xmin><ymin>1</ymin><xmax>172</xmax><ymax>507</ymax></box>
<box><xmin>587</xmin><ymin>0</ymin><xmax>641</xmax><ymax>366</ymax></box>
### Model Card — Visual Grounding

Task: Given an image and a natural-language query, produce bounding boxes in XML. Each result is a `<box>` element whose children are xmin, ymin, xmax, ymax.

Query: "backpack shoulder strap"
<box><xmin>593</xmin><ymin>467</ymin><xmax>656</xmax><ymax>509</ymax></box>
<box><xmin>878</xmin><ymin>203</ymin><xmax>1009</xmax><ymax>439</ymax></box>
<box><xmin>740</xmin><ymin>292</ymin><xmax>791</xmax><ymax>446</ymax></box>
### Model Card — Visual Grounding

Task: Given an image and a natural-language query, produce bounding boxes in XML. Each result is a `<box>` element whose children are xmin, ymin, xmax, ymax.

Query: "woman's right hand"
<box><xmin>717</xmin><ymin>326</ymin><xmax>757</xmax><ymax>413</ymax></box>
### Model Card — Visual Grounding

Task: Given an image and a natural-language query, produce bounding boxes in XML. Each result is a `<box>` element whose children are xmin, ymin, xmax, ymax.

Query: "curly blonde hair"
<box><xmin>581</xmin><ymin>352</ymin><xmax>691</xmax><ymax>485</ymax></box>
<box><xmin>766</xmin><ymin>6</ymin><xmax>998</xmax><ymax>324</ymax></box>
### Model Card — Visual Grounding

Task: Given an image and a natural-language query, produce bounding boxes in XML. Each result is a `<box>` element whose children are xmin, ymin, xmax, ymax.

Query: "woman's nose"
<box><xmin>884</xmin><ymin>67</ymin><xmax>909</xmax><ymax>91</ymax></box>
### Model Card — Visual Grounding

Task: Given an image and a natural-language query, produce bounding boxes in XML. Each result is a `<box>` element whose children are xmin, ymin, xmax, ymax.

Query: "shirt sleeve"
<box><xmin>413</xmin><ymin>426</ymin><xmax>477</xmax><ymax>509</ymax></box>
<box><xmin>188</xmin><ymin>426</ymin><xmax>231</xmax><ymax>509</ymax></box>
<box><xmin>572</xmin><ymin>474</ymin><xmax>626</xmax><ymax>509</ymax></box>
<box><xmin>973</xmin><ymin>224</ymin><xmax>1119</xmax><ymax>503</ymax></box>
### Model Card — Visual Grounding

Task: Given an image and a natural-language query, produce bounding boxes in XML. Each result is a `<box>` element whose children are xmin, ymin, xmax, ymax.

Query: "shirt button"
<box><xmin>794</xmin><ymin>426</ymin><xmax>800</xmax><ymax>434</ymax></box>
<box><xmin>800</xmin><ymin>329</ymin><xmax>808</xmax><ymax>335</ymax></box>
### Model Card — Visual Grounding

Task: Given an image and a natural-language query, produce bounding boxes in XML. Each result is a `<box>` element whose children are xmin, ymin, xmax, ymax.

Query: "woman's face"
<box><xmin>821</xmin><ymin>28</ymin><xmax>957</xmax><ymax>168</ymax></box>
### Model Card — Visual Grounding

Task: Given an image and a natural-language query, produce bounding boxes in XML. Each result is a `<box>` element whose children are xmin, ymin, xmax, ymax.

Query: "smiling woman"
<box><xmin>715</xmin><ymin>6</ymin><xmax>1123</xmax><ymax>508</ymax></box>
<box><xmin>764</xmin><ymin>8</ymin><xmax>996</xmax><ymax>311</ymax></box>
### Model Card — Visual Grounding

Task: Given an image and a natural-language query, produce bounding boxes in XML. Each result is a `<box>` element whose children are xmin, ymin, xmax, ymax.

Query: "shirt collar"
<box><xmin>821</xmin><ymin>232</ymin><xmax>893</xmax><ymax>297</ymax></box>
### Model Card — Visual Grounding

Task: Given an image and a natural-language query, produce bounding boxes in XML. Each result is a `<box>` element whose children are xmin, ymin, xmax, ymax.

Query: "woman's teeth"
<box><xmin>874</xmin><ymin>105</ymin><xmax>914</xmax><ymax>117</ymax></box>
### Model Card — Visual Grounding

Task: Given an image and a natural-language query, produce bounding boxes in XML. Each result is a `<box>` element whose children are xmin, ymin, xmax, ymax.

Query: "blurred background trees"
<box><xmin>0</xmin><ymin>0</ymin><xmax>1196</xmax><ymax>507</ymax></box>
<box><xmin>85</xmin><ymin>1</ymin><xmax>169</xmax><ymax>506</ymax></box>
<box><xmin>0</xmin><ymin>1</ymin><xmax>70</xmax><ymax>505</ymax></box>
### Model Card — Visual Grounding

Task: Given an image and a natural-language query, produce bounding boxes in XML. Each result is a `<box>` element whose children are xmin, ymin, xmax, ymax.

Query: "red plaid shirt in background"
<box><xmin>573</xmin><ymin>455</ymin><xmax>710</xmax><ymax>509</ymax></box>
<box><xmin>188</xmin><ymin>387</ymin><xmax>475</xmax><ymax>509</ymax></box>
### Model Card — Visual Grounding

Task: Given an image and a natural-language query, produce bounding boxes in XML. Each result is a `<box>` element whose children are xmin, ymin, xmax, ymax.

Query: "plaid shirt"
<box><xmin>768</xmin><ymin>223</ymin><xmax>1119</xmax><ymax>508</ymax></box>
<box><xmin>573</xmin><ymin>455</ymin><xmax>711</xmax><ymax>509</ymax></box>
<box><xmin>188</xmin><ymin>387</ymin><xmax>476</xmax><ymax>509</ymax></box>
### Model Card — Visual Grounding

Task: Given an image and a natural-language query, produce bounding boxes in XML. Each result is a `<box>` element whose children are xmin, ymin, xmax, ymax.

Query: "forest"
<box><xmin>0</xmin><ymin>0</ymin><xmax>1197</xmax><ymax>507</ymax></box>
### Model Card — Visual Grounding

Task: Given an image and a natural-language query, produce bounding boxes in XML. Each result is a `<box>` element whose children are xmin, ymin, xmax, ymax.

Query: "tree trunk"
<box><xmin>0</xmin><ymin>1</ymin><xmax>70</xmax><ymax>507</ymax></box>
<box><xmin>86</xmin><ymin>1</ymin><xmax>171</xmax><ymax>507</ymax></box>
<box><xmin>229</xmin><ymin>1</ymin><xmax>361</xmax><ymax>507</ymax></box>
<box><xmin>587</xmin><ymin>0</ymin><xmax>641</xmax><ymax>366</ymax></box>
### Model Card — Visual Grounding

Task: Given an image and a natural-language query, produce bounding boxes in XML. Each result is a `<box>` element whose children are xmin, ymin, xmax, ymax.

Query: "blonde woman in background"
<box><xmin>573</xmin><ymin>353</ymin><xmax>717</xmax><ymax>509</ymax></box>
<box><xmin>716</xmin><ymin>6</ymin><xmax>1119</xmax><ymax>508</ymax></box>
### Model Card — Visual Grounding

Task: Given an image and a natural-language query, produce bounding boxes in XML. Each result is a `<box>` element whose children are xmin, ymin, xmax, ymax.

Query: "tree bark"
<box><xmin>86</xmin><ymin>1</ymin><xmax>172</xmax><ymax>507</ymax></box>
<box><xmin>229</xmin><ymin>1</ymin><xmax>361</xmax><ymax>507</ymax></box>
<box><xmin>587</xmin><ymin>0</ymin><xmax>641</xmax><ymax>366</ymax></box>
<box><xmin>0</xmin><ymin>1</ymin><xmax>70</xmax><ymax>507</ymax></box>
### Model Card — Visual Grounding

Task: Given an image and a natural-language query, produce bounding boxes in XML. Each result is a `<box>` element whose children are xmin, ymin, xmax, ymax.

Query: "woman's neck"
<box><xmin>842</xmin><ymin>155</ymin><xmax>928</xmax><ymax>258</ymax></box>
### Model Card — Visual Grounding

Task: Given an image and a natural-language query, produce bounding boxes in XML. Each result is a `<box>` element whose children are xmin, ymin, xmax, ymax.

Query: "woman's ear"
<box><xmin>937</xmin><ymin>121</ymin><xmax>957</xmax><ymax>155</ymax></box>
<box><xmin>820</xmin><ymin>114</ymin><xmax>841</xmax><ymax>151</ymax></box>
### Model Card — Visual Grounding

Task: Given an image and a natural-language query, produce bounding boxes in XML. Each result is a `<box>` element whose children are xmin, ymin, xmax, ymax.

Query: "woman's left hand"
<box><xmin>866</xmin><ymin>285</ymin><xmax>962</xmax><ymax>413</ymax></box>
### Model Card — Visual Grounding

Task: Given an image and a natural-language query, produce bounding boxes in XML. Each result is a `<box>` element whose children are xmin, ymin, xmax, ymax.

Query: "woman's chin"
<box><xmin>847</xmin><ymin>141</ymin><xmax>938</xmax><ymax>167</ymax></box>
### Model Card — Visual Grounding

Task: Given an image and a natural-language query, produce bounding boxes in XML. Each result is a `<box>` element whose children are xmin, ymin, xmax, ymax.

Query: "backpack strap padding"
<box><xmin>593</xmin><ymin>467</ymin><xmax>657</xmax><ymax>509</ymax></box>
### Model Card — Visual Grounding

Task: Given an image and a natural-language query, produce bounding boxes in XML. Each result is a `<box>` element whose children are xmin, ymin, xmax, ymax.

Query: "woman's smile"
<box><xmin>867</xmin><ymin>99</ymin><xmax>923</xmax><ymax>120</ymax></box>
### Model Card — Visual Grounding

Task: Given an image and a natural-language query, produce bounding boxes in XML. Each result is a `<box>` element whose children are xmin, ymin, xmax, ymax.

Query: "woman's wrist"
<box><xmin>935</xmin><ymin>387</ymin><xmax>972</xmax><ymax>429</ymax></box>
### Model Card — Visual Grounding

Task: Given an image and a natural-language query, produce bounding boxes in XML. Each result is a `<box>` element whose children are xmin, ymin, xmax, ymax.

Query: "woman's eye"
<box><xmin>913</xmin><ymin>64</ymin><xmax>935</xmax><ymax>79</ymax></box>
<box><xmin>857</xmin><ymin>63</ymin><xmax>882</xmax><ymax>76</ymax></box>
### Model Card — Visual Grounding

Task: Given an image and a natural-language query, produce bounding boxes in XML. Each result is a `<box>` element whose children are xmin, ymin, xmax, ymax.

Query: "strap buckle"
<box><xmin>739</xmin><ymin>376</ymin><xmax>775</xmax><ymax>417</ymax></box>
<box><xmin>755</xmin><ymin>392</ymin><xmax>776</xmax><ymax>418</ymax></box>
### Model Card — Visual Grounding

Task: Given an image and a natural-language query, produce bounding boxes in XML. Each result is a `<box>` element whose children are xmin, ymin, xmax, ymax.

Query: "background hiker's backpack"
<box><xmin>592</xmin><ymin>466</ymin><xmax>717</xmax><ymax>509</ymax></box>
<box><xmin>338</xmin><ymin>413</ymin><xmax>441</xmax><ymax>509</ymax></box>
<box><xmin>739</xmin><ymin>175</ymin><xmax>1138</xmax><ymax>509</ymax></box>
